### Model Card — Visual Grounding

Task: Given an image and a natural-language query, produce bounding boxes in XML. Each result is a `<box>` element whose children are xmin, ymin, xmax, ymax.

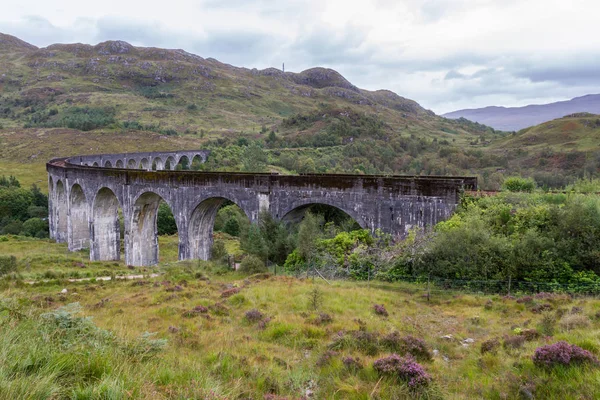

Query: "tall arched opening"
<box><xmin>140</xmin><ymin>158</ymin><xmax>150</xmax><ymax>170</ymax></box>
<box><xmin>152</xmin><ymin>157</ymin><xmax>164</xmax><ymax>171</ymax></box>
<box><xmin>115</xmin><ymin>159</ymin><xmax>124</xmax><ymax>168</ymax></box>
<box><xmin>91</xmin><ymin>187</ymin><xmax>121</xmax><ymax>261</ymax></box>
<box><xmin>188</xmin><ymin>198</ymin><xmax>249</xmax><ymax>260</ymax></box>
<box><xmin>104</xmin><ymin>160</ymin><xmax>113</xmax><ymax>168</ymax></box>
<box><xmin>127</xmin><ymin>159</ymin><xmax>137</xmax><ymax>169</ymax></box>
<box><xmin>190</xmin><ymin>155</ymin><xmax>203</xmax><ymax>170</ymax></box>
<box><xmin>176</xmin><ymin>156</ymin><xmax>190</xmax><ymax>170</ymax></box>
<box><xmin>129</xmin><ymin>192</ymin><xmax>176</xmax><ymax>266</ymax></box>
<box><xmin>165</xmin><ymin>156</ymin><xmax>176</xmax><ymax>170</ymax></box>
<box><xmin>69</xmin><ymin>184</ymin><xmax>89</xmax><ymax>251</ymax></box>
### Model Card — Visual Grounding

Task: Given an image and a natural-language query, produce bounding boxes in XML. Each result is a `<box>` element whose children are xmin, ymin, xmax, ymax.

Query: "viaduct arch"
<box><xmin>47</xmin><ymin>150</ymin><xmax>476</xmax><ymax>266</ymax></box>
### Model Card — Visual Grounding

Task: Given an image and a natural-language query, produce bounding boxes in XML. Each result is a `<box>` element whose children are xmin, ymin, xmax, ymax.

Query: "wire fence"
<box><xmin>267</xmin><ymin>263</ymin><xmax>600</xmax><ymax>297</ymax></box>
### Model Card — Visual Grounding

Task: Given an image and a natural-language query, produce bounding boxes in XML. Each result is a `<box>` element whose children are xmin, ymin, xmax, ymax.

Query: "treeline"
<box><xmin>0</xmin><ymin>176</ymin><xmax>49</xmax><ymax>237</ymax></box>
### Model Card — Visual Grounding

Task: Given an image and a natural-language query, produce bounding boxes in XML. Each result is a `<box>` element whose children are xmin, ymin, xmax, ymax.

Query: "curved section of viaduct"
<box><xmin>47</xmin><ymin>150</ymin><xmax>477</xmax><ymax>267</ymax></box>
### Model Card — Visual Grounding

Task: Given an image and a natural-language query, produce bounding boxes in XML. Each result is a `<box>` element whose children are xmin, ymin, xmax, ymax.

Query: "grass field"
<box><xmin>1</xmin><ymin>236</ymin><xmax>600</xmax><ymax>399</ymax></box>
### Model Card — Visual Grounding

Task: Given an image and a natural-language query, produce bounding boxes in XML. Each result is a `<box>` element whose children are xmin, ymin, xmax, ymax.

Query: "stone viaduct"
<box><xmin>47</xmin><ymin>150</ymin><xmax>477</xmax><ymax>266</ymax></box>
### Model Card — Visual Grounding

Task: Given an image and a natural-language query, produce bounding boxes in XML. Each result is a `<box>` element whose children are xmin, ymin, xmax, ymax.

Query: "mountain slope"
<box><xmin>0</xmin><ymin>33</ymin><xmax>493</xmax><ymax>143</ymax></box>
<box><xmin>444</xmin><ymin>94</ymin><xmax>600</xmax><ymax>131</ymax></box>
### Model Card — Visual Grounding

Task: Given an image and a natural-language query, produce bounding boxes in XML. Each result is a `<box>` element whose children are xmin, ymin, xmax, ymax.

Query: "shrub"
<box><xmin>538</xmin><ymin>312</ymin><xmax>556</xmax><ymax>336</ymax></box>
<box><xmin>520</xmin><ymin>329</ymin><xmax>541</xmax><ymax>341</ymax></box>
<box><xmin>342</xmin><ymin>356</ymin><xmax>362</xmax><ymax>371</ymax></box>
<box><xmin>381</xmin><ymin>332</ymin><xmax>432</xmax><ymax>361</ymax></box>
<box><xmin>530</xmin><ymin>303</ymin><xmax>553</xmax><ymax>314</ymax></box>
<box><xmin>517</xmin><ymin>296</ymin><xmax>534</xmax><ymax>304</ymax></box>
<box><xmin>559</xmin><ymin>314</ymin><xmax>591</xmax><ymax>331</ymax></box>
<box><xmin>481</xmin><ymin>338</ymin><xmax>500</xmax><ymax>354</ymax></box>
<box><xmin>503</xmin><ymin>335</ymin><xmax>526</xmax><ymax>351</ymax></box>
<box><xmin>220</xmin><ymin>287</ymin><xmax>240</xmax><ymax>298</ymax></box>
<box><xmin>307</xmin><ymin>287</ymin><xmax>324</xmax><ymax>311</ymax></box>
<box><xmin>0</xmin><ymin>255</ymin><xmax>17</xmax><ymax>275</ymax></box>
<box><xmin>244</xmin><ymin>309</ymin><xmax>264</xmax><ymax>323</ymax></box>
<box><xmin>533</xmin><ymin>341</ymin><xmax>599</xmax><ymax>368</ymax></box>
<box><xmin>373</xmin><ymin>354</ymin><xmax>431</xmax><ymax>388</ymax></box>
<box><xmin>502</xmin><ymin>177</ymin><xmax>536</xmax><ymax>192</ymax></box>
<box><xmin>373</xmin><ymin>304</ymin><xmax>389</xmax><ymax>317</ymax></box>
<box><xmin>309</xmin><ymin>312</ymin><xmax>333</xmax><ymax>325</ymax></box>
<box><xmin>210</xmin><ymin>239</ymin><xmax>228</xmax><ymax>263</ymax></box>
<box><xmin>239</xmin><ymin>255</ymin><xmax>267</xmax><ymax>274</ymax></box>
<box><xmin>316</xmin><ymin>350</ymin><xmax>338</xmax><ymax>367</ymax></box>
<box><xmin>182</xmin><ymin>305</ymin><xmax>208</xmax><ymax>318</ymax></box>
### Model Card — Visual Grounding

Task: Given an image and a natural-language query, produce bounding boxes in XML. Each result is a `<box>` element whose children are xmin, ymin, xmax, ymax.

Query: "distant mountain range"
<box><xmin>443</xmin><ymin>95</ymin><xmax>600</xmax><ymax>131</ymax></box>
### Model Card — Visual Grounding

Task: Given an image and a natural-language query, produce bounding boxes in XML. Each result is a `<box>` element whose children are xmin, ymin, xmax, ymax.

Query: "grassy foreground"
<box><xmin>1</xmin><ymin>237</ymin><xmax>600</xmax><ymax>399</ymax></box>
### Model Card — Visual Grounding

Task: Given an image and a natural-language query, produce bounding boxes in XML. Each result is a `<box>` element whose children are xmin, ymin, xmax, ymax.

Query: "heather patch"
<box><xmin>373</xmin><ymin>354</ymin><xmax>431</xmax><ymax>388</ymax></box>
<box><xmin>533</xmin><ymin>341</ymin><xmax>599</xmax><ymax>368</ymax></box>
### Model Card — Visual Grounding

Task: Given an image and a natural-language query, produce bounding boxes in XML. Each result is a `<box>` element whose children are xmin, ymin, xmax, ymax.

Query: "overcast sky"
<box><xmin>1</xmin><ymin>0</ymin><xmax>599</xmax><ymax>114</ymax></box>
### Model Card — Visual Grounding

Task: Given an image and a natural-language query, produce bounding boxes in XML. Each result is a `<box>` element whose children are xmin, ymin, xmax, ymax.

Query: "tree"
<box><xmin>157</xmin><ymin>203</ymin><xmax>177</xmax><ymax>235</ymax></box>
<box><xmin>30</xmin><ymin>184</ymin><xmax>48</xmax><ymax>207</ymax></box>
<box><xmin>0</xmin><ymin>187</ymin><xmax>34</xmax><ymax>221</ymax></box>
<box><xmin>297</xmin><ymin>212</ymin><xmax>323</xmax><ymax>262</ymax></box>
<box><xmin>241</xmin><ymin>224</ymin><xmax>268</xmax><ymax>261</ymax></box>
<box><xmin>239</xmin><ymin>255</ymin><xmax>267</xmax><ymax>274</ymax></box>
<box><xmin>21</xmin><ymin>217</ymin><xmax>48</xmax><ymax>237</ymax></box>
<box><xmin>241</xmin><ymin>142</ymin><xmax>267</xmax><ymax>172</ymax></box>
<box><xmin>258</xmin><ymin>211</ymin><xmax>295</xmax><ymax>265</ymax></box>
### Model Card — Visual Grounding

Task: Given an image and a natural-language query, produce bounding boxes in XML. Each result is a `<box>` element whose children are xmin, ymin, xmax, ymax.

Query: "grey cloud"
<box><xmin>288</xmin><ymin>25</ymin><xmax>373</xmax><ymax>67</ymax></box>
<box><xmin>95</xmin><ymin>17</ymin><xmax>166</xmax><ymax>46</ymax></box>
<box><xmin>93</xmin><ymin>16</ymin><xmax>282</xmax><ymax>66</ymax></box>
<box><xmin>0</xmin><ymin>15</ymin><xmax>84</xmax><ymax>46</ymax></box>
<box><xmin>444</xmin><ymin>70</ymin><xmax>466</xmax><ymax>80</ymax></box>
<box><xmin>514</xmin><ymin>62</ymin><xmax>600</xmax><ymax>86</ymax></box>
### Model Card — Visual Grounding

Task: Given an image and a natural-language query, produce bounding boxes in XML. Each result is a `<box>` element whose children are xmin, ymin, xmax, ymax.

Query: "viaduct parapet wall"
<box><xmin>47</xmin><ymin>150</ymin><xmax>477</xmax><ymax>266</ymax></box>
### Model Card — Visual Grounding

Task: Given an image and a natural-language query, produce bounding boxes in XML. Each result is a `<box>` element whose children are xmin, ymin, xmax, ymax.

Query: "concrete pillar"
<box><xmin>126</xmin><ymin>192</ymin><xmax>161</xmax><ymax>266</ymax></box>
<box><xmin>67</xmin><ymin>184</ymin><xmax>90</xmax><ymax>251</ymax></box>
<box><xmin>48</xmin><ymin>176</ymin><xmax>55</xmax><ymax>240</ymax></box>
<box><xmin>90</xmin><ymin>188</ymin><xmax>121</xmax><ymax>261</ymax></box>
<box><xmin>54</xmin><ymin>180</ymin><xmax>68</xmax><ymax>243</ymax></box>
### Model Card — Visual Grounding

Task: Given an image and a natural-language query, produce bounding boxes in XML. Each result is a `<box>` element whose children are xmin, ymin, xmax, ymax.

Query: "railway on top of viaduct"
<box><xmin>47</xmin><ymin>150</ymin><xmax>477</xmax><ymax>266</ymax></box>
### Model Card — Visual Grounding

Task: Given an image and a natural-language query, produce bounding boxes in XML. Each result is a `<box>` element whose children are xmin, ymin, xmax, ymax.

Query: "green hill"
<box><xmin>1</xmin><ymin>32</ymin><xmax>599</xmax><ymax>190</ymax></box>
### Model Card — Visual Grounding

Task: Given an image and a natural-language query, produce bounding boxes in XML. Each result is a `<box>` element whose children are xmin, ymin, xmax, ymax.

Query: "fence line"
<box><xmin>267</xmin><ymin>264</ymin><xmax>600</xmax><ymax>296</ymax></box>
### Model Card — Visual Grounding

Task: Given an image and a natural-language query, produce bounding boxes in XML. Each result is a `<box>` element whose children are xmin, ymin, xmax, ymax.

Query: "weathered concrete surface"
<box><xmin>48</xmin><ymin>150</ymin><xmax>477</xmax><ymax>266</ymax></box>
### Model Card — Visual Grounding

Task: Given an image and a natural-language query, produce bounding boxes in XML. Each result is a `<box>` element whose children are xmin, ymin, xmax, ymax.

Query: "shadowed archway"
<box><xmin>281</xmin><ymin>202</ymin><xmax>366</xmax><ymax>232</ymax></box>
<box><xmin>188</xmin><ymin>197</ymin><xmax>250</xmax><ymax>260</ymax></box>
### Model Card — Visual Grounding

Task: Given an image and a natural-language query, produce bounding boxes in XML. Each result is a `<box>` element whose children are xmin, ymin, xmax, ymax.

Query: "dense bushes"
<box><xmin>0</xmin><ymin>177</ymin><xmax>48</xmax><ymax>237</ymax></box>
<box><xmin>0</xmin><ymin>255</ymin><xmax>17</xmax><ymax>276</ymax></box>
<box><xmin>26</xmin><ymin>107</ymin><xmax>116</xmax><ymax>131</ymax></box>
<box><xmin>387</xmin><ymin>191</ymin><xmax>600</xmax><ymax>286</ymax></box>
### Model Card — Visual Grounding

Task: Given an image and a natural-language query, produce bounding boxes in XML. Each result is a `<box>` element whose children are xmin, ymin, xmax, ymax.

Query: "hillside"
<box><xmin>444</xmin><ymin>94</ymin><xmax>600</xmax><ymax>131</ymax></box>
<box><xmin>0</xmin><ymin>32</ymin><xmax>478</xmax><ymax>138</ymax></box>
<box><xmin>483</xmin><ymin>113</ymin><xmax>600</xmax><ymax>186</ymax></box>
<box><xmin>1</xmin><ymin>33</ymin><xmax>600</xmax><ymax>190</ymax></box>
